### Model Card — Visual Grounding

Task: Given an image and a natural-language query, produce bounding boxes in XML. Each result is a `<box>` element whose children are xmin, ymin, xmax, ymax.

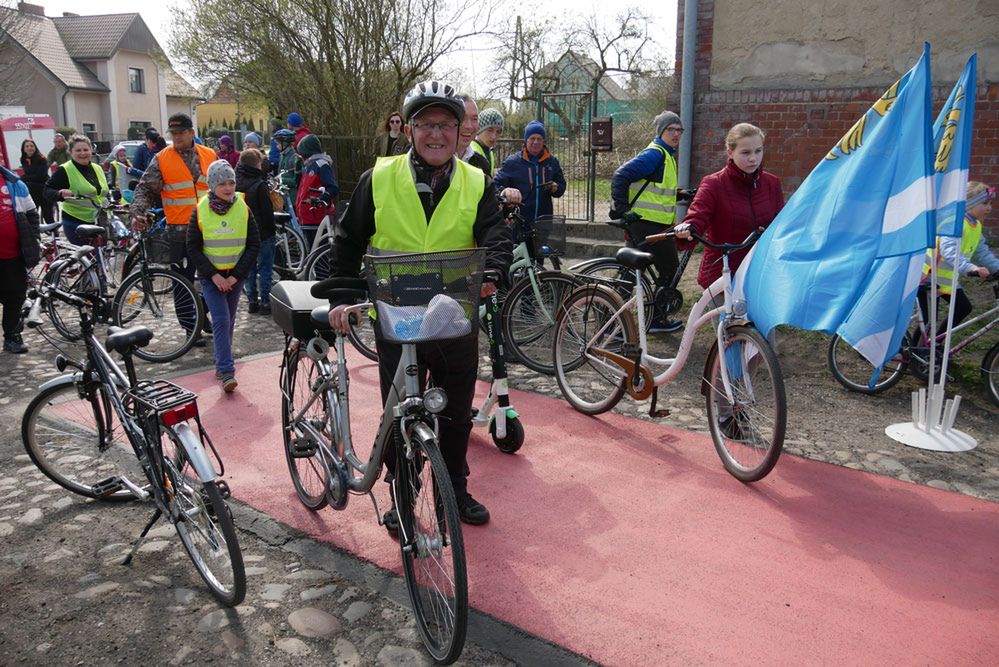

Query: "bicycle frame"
<box><xmin>914</xmin><ymin>295</ymin><xmax>999</xmax><ymax>357</ymax></box>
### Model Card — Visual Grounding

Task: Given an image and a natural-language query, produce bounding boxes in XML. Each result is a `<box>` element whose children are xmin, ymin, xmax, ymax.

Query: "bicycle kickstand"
<box><xmin>648</xmin><ymin>386</ymin><xmax>671</xmax><ymax>420</ymax></box>
<box><xmin>121</xmin><ymin>508</ymin><xmax>163</xmax><ymax>566</ymax></box>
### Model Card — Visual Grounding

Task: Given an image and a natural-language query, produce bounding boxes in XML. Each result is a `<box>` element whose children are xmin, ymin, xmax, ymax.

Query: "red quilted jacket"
<box><xmin>678</xmin><ymin>159</ymin><xmax>784</xmax><ymax>288</ymax></box>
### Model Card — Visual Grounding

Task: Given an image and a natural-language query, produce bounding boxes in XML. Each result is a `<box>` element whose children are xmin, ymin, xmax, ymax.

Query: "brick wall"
<box><xmin>670</xmin><ymin>2</ymin><xmax>999</xmax><ymax>233</ymax></box>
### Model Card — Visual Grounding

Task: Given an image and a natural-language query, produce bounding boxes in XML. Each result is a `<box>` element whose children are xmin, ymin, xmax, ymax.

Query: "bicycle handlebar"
<box><xmin>645</xmin><ymin>228</ymin><xmax>762</xmax><ymax>253</ymax></box>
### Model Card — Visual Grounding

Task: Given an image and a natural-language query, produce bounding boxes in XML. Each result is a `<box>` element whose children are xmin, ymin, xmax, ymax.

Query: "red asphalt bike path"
<box><xmin>177</xmin><ymin>352</ymin><xmax>999</xmax><ymax>666</ymax></box>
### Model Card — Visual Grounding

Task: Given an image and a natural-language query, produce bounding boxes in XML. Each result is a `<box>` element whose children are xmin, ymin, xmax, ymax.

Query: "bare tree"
<box><xmin>0</xmin><ymin>2</ymin><xmax>39</xmax><ymax>106</ymax></box>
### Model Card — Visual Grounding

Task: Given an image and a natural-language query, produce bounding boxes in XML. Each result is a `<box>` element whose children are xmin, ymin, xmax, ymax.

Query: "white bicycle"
<box><xmin>552</xmin><ymin>229</ymin><xmax>787</xmax><ymax>482</ymax></box>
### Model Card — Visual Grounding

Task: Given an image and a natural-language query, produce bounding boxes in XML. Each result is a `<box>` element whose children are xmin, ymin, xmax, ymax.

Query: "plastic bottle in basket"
<box><xmin>395</xmin><ymin>314</ymin><xmax>424</xmax><ymax>340</ymax></box>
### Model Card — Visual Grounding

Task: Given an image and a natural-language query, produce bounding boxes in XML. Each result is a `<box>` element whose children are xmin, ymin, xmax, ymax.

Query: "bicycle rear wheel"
<box><xmin>705</xmin><ymin>325</ymin><xmax>786</xmax><ymax>482</ymax></box>
<box><xmin>21</xmin><ymin>381</ymin><xmax>141</xmax><ymax>501</ymax></box>
<box><xmin>574</xmin><ymin>258</ymin><xmax>655</xmax><ymax>328</ymax></box>
<box><xmin>396</xmin><ymin>423</ymin><xmax>467</xmax><ymax>664</ymax></box>
<box><xmin>501</xmin><ymin>270</ymin><xmax>578</xmax><ymax>374</ymax></box>
<box><xmin>827</xmin><ymin>333</ymin><xmax>909</xmax><ymax>394</ymax></box>
<box><xmin>982</xmin><ymin>342</ymin><xmax>999</xmax><ymax>407</ymax></box>
<box><xmin>113</xmin><ymin>268</ymin><xmax>205</xmax><ymax>363</ymax></box>
<box><xmin>45</xmin><ymin>260</ymin><xmax>102</xmax><ymax>342</ymax></box>
<box><xmin>552</xmin><ymin>284</ymin><xmax>635</xmax><ymax>415</ymax></box>
<box><xmin>166</xmin><ymin>450</ymin><xmax>246</xmax><ymax>607</ymax></box>
<box><xmin>282</xmin><ymin>344</ymin><xmax>332</xmax><ymax>510</ymax></box>
<box><xmin>346</xmin><ymin>308</ymin><xmax>379</xmax><ymax>362</ymax></box>
<box><xmin>305</xmin><ymin>245</ymin><xmax>332</xmax><ymax>280</ymax></box>
<box><xmin>274</xmin><ymin>227</ymin><xmax>307</xmax><ymax>280</ymax></box>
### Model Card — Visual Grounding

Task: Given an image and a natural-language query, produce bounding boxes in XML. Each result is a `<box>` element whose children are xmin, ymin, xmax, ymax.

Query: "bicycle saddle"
<box><xmin>615</xmin><ymin>247</ymin><xmax>655</xmax><ymax>270</ymax></box>
<box><xmin>75</xmin><ymin>224</ymin><xmax>107</xmax><ymax>241</ymax></box>
<box><xmin>39</xmin><ymin>221</ymin><xmax>61</xmax><ymax>233</ymax></box>
<box><xmin>310</xmin><ymin>305</ymin><xmax>334</xmax><ymax>332</ymax></box>
<box><xmin>105</xmin><ymin>326</ymin><xmax>154</xmax><ymax>353</ymax></box>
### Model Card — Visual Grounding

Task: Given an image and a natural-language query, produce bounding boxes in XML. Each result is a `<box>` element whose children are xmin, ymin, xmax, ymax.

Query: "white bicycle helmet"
<box><xmin>402</xmin><ymin>80</ymin><xmax>465</xmax><ymax>123</ymax></box>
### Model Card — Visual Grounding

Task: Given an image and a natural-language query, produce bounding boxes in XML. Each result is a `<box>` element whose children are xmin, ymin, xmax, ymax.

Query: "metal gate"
<box><xmin>539</xmin><ymin>91</ymin><xmax>595</xmax><ymax>221</ymax></box>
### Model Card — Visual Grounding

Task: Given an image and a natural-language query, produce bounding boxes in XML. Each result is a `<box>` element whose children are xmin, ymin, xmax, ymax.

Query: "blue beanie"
<box><xmin>243</xmin><ymin>132</ymin><xmax>262</xmax><ymax>146</ymax></box>
<box><xmin>524</xmin><ymin>120</ymin><xmax>546</xmax><ymax>142</ymax></box>
<box><xmin>287</xmin><ymin>112</ymin><xmax>303</xmax><ymax>128</ymax></box>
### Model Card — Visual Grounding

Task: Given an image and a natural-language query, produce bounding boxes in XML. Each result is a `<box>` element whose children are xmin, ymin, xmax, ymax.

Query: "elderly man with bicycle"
<box><xmin>610</xmin><ymin>110</ymin><xmax>691</xmax><ymax>334</ymax></box>
<box><xmin>327</xmin><ymin>80</ymin><xmax>512</xmax><ymax>530</ymax></box>
<box><xmin>130</xmin><ymin>113</ymin><xmax>218</xmax><ymax>346</ymax></box>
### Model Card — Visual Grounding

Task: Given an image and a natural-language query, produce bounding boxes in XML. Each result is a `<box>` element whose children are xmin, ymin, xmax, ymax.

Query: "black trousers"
<box><xmin>375</xmin><ymin>334</ymin><xmax>478</xmax><ymax>497</ymax></box>
<box><xmin>0</xmin><ymin>256</ymin><xmax>27</xmax><ymax>339</ymax></box>
<box><xmin>916</xmin><ymin>283</ymin><xmax>972</xmax><ymax>335</ymax></box>
<box><xmin>626</xmin><ymin>219</ymin><xmax>680</xmax><ymax>288</ymax></box>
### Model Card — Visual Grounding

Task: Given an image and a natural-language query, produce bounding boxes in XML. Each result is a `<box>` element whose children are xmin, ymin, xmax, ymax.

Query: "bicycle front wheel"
<box><xmin>982</xmin><ymin>342</ymin><xmax>999</xmax><ymax>407</ymax></box>
<box><xmin>345</xmin><ymin>308</ymin><xmax>379</xmax><ymax>362</ymax></box>
<box><xmin>21</xmin><ymin>381</ymin><xmax>142</xmax><ymax>501</ymax></box>
<box><xmin>113</xmin><ymin>268</ymin><xmax>205</xmax><ymax>362</ymax></box>
<box><xmin>282</xmin><ymin>344</ymin><xmax>332</xmax><ymax>510</ymax></box>
<box><xmin>396</xmin><ymin>424</ymin><xmax>468</xmax><ymax>664</ymax></box>
<box><xmin>553</xmin><ymin>284</ymin><xmax>636</xmax><ymax>415</ymax></box>
<box><xmin>574</xmin><ymin>258</ymin><xmax>655</xmax><ymax>328</ymax></box>
<box><xmin>705</xmin><ymin>325</ymin><xmax>786</xmax><ymax>483</ymax></box>
<box><xmin>167</xmin><ymin>454</ymin><xmax>246</xmax><ymax>607</ymax></box>
<box><xmin>274</xmin><ymin>227</ymin><xmax>307</xmax><ymax>280</ymax></box>
<box><xmin>305</xmin><ymin>245</ymin><xmax>332</xmax><ymax>280</ymax></box>
<box><xmin>45</xmin><ymin>260</ymin><xmax>102</xmax><ymax>342</ymax></box>
<box><xmin>502</xmin><ymin>270</ymin><xmax>579</xmax><ymax>374</ymax></box>
<box><xmin>827</xmin><ymin>333</ymin><xmax>908</xmax><ymax>394</ymax></box>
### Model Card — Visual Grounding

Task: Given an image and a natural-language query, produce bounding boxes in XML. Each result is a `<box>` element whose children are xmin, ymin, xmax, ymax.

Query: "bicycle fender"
<box><xmin>487</xmin><ymin>407</ymin><xmax>521</xmax><ymax>427</ymax></box>
<box><xmin>37</xmin><ymin>373</ymin><xmax>81</xmax><ymax>393</ymax></box>
<box><xmin>172</xmin><ymin>422</ymin><xmax>217</xmax><ymax>482</ymax></box>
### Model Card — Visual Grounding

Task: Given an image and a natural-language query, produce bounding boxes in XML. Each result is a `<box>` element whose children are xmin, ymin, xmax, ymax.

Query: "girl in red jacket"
<box><xmin>674</xmin><ymin>123</ymin><xmax>784</xmax><ymax>288</ymax></box>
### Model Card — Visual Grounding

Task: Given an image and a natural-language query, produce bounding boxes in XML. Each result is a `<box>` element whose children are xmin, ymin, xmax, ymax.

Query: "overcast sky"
<box><xmin>34</xmin><ymin>0</ymin><xmax>678</xmax><ymax>95</ymax></box>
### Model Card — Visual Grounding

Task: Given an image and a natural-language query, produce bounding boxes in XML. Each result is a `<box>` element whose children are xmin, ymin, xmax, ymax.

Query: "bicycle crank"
<box><xmin>591</xmin><ymin>348</ymin><xmax>655</xmax><ymax>400</ymax></box>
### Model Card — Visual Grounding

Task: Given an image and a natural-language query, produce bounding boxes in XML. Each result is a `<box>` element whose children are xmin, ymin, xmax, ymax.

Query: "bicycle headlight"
<box><xmin>423</xmin><ymin>387</ymin><xmax>448</xmax><ymax>414</ymax></box>
<box><xmin>732</xmin><ymin>299</ymin><xmax>748</xmax><ymax>318</ymax></box>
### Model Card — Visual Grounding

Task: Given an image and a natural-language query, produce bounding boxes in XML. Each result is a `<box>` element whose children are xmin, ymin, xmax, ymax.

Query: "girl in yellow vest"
<box><xmin>918</xmin><ymin>181</ymin><xmax>998</xmax><ymax>333</ymax></box>
<box><xmin>187</xmin><ymin>160</ymin><xmax>260</xmax><ymax>392</ymax></box>
<box><xmin>43</xmin><ymin>134</ymin><xmax>108</xmax><ymax>245</ymax></box>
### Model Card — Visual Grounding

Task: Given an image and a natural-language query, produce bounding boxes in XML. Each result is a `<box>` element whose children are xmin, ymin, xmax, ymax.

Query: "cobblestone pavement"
<box><xmin>1</xmin><ymin>277</ymin><xmax>995</xmax><ymax>664</ymax></box>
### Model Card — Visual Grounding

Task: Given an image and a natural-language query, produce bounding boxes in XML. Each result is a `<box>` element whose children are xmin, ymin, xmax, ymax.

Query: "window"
<box><xmin>82</xmin><ymin>123</ymin><xmax>97</xmax><ymax>142</ymax></box>
<box><xmin>128</xmin><ymin>67</ymin><xmax>144</xmax><ymax>93</ymax></box>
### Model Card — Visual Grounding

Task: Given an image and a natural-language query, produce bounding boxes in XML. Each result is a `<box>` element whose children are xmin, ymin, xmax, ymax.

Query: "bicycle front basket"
<box><xmin>365</xmin><ymin>249</ymin><xmax>485</xmax><ymax>344</ymax></box>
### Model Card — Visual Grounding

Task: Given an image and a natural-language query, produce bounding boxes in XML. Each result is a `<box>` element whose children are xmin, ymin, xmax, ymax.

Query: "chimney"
<box><xmin>17</xmin><ymin>2</ymin><xmax>45</xmax><ymax>16</ymax></box>
<box><xmin>62</xmin><ymin>12</ymin><xmax>79</xmax><ymax>17</ymax></box>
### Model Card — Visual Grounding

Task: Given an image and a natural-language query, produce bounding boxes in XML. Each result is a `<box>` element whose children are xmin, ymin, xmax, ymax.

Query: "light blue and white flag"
<box><xmin>932</xmin><ymin>54</ymin><xmax>977</xmax><ymax>238</ymax></box>
<box><xmin>735</xmin><ymin>44</ymin><xmax>934</xmax><ymax>372</ymax></box>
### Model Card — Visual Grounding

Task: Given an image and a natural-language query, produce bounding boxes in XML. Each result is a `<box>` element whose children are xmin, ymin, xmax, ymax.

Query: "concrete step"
<box><xmin>564</xmin><ymin>235</ymin><xmax>623</xmax><ymax>260</ymax></box>
<box><xmin>566</xmin><ymin>220</ymin><xmax>625</xmax><ymax>243</ymax></box>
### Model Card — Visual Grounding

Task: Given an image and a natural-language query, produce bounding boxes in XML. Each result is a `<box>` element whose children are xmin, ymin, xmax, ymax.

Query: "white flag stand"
<box><xmin>886</xmin><ymin>234</ymin><xmax>977</xmax><ymax>452</ymax></box>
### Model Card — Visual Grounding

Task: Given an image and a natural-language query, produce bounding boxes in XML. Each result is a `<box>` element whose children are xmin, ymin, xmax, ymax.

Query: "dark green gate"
<box><xmin>539</xmin><ymin>91</ymin><xmax>595</xmax><ymax>221</ymax></box>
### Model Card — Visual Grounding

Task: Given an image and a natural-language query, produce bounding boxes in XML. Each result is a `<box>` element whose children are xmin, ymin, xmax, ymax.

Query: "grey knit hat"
<box><xmin>477</xmin><ymin>108</ymin><xmax>504</xmax><ymax>133</ymax></box>
<box><xmin>653</xmin><ymin>110</ymin><xmax>682</xmax><ymax>137</ymax></box>
<box><xmin>206</xmin><ymin>159</ymin><xmax>236</xmax><ymax>191</ymax></box>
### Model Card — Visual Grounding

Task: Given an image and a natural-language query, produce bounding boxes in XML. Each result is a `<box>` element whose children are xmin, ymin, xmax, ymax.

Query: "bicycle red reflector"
<box><xmin>160</xmin><ymin>402</ymin><xmax>198</xmax><ymax>427</ymax></box>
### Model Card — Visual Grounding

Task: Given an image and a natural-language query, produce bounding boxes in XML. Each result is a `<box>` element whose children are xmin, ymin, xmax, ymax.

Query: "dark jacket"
<box><xmin>610</xmin><ymin>136</ymin><xmax>675</xmax><ymax>213</ymax></box>
<box><xmin>133</xmin><ymin>142</ymin><xmax>162</xmax><ymax>173</ymax></box>
<box><xmin>235</xmin><ymin>163</ymin><xmax>275</xmax><ymax>240</ymax></box>
<box><xmin>43</xmin><ymin>160</ymin><xmax>106</xmax><ymax>225</ymax></box>
<box><xmin>493</xmin><ymin>146</ymin><xmax>566</xmax><ymax>223</ymax></box>
<box><xmin>19</xmin><ymin>155</ymin><xmax>49</xmax><ymax>203</ymax></box>
<box><xmin>1</xmin><ymin>166</ymin><xmax>41</xmax><ymax>266</ymax></box>
<box><xmin>676</xmin><ymin>159</ymin><xmax>784</xmax><ymax>287</ymax></box>
<box><xmin>330</xmin><ymin>155</ymin><xmax>512</xmax><ymax>298</ymax></box>
<box><xmin>186</xmin><ymin>200</ymin><xmax>261</xmax><ymax>280</ymax></box>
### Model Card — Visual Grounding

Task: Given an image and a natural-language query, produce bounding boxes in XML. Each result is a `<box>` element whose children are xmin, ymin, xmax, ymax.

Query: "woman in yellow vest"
<box><xmin>918</xmin><ymin>181</ymin><xmax>998</xmax><ymax>333</ymax></box>
<box><xmin>187</xmin><ymin>160</ymin><xmax>260</xmax><ymax>392</ymax></box>
<box><xmin>43</xmin><ymin>134</ymin><xmax>108</xmax><ymax>244</ymax></box>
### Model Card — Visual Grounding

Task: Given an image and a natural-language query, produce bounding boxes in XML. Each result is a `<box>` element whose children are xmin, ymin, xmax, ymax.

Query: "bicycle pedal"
<box><xmin>290</xmin><ymin>437</ymin><xmax>318</xmax><ymax>458</ymax></box>
<box><xmin>91</xmin><ymin>476</ymin><xmax>124</xmax><ymax>497</ymax></box>
<box><xmin>215</xmin><ymin>480</ymin><xmax>231</xmax><ymax>500</ymax></box>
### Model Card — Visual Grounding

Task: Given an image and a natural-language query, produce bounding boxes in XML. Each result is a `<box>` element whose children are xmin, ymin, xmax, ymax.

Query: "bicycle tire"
<box><xmin>827</xmin><ymin>333</ymin><xmax>909</xmax><ymax>394</ymax></box>
<box><xmin>21</xmin><ymin>381</ymin><xmax>141</xmax><ymax>501</ymax></box>
<box><xmin>346</xmin><ymin>308</ymin><xmax>379</xmax><ymax>362</ymax></box>
<box><xmin>167</xmin><ymin>454</ymin><xmax>246</xmax><ymax>607</ymax></box>
<box><xmin>982</xmin><ymin>342</ymin><xmax>999</xmax><ymax>407</ymax></box>
<box><xmin>282</xmin><ymin>344</ymin><xmax>332</xmax><ymax>510</ymax></box>
<box><xmin>274</xmin><ymin>227</ymin><xmax>307</xmax><ymax>279</ymax></box>
<box><xmin>45</xmin><ymin>259</ymin><xmax>103</xmax><ymax>342</ymax></box>
<box><xmin>112</xmin><ymin>268</ymin><xmax>205</xmax><ymax>363</ymax></box>
<box><xmin>552</xmin><ymin>284</ymin><xmax>636</xmax><ymax>415</ymax></box>
<box><xmin>396</xmin><ymin>423</ymin><xmax>468</xmax><ymax>664</ymax></box>
<box><xmin>704</xmin><ymin>325</ymin><xmax>786</xmax><ymax>483</ymax></box>
<box><xmin>501</xmin><ymin>270</ymin><xmax>579</xmax><ymax>375</ymax></box>
<box><xmin>574</xmin><ymin>257</ymin><xmax>655</xmax><ymax>328</ymax></box>
<box><xmin>304</xmin><ymin>245</ymin><xmax>332</xmax><ymax>280</ymax></box>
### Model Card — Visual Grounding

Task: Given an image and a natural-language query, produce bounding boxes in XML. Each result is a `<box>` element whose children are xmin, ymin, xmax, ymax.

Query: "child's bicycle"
<box><xmin>827</xmin><ymin>274</ymin><xmax>999</xmax><ymax>405</ymax></box>
<box><xmin>553</xmin><ymin>229</ymin><xmax>786</xmax><ymax>482</ymax></box>
<box><xmin>21</xmin><ymin>272</ymin><xmax>245</xmax><ymax>606</ymax></box>
<box><xmin>271</xmin><ymin>249</ymin><xmax>485</xmax><ymax>663</ymax></box>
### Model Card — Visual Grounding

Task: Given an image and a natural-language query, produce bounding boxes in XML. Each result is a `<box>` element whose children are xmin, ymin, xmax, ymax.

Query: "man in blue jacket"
<box><xmin>0</xmin><ymin>160</ymin><xmax>41</xmax><ymax>354</ymax></box>
<box><xmin>494</xmin><ymin>120</ymin><xmax>566</xmax><ymax>226</ymax></box>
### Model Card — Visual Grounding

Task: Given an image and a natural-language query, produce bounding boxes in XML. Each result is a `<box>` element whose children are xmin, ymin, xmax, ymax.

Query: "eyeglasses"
<box><xmin>665</xmin><ymin>126</ymin><xmax>684</xmax><ymax>134</ymax></box>
<box><xmin>411</xmin><ymin>120</ymin><xmax>459</xmax><ymax>133</ymax></box>
<box><xmin>389</xmin><ymin>119</ymin><xmax>402</xmax><ymax>125</ymax></box>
